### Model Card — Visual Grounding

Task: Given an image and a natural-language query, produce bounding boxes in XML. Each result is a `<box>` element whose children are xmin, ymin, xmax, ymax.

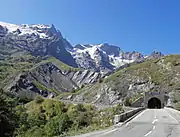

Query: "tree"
<box><xmin>0</xmin><ymin>89</ymin><xmax>17</xmax><ymax>137</ymax></box>
<box><xmin>44</xmin><ymin>113</ymin><xmax>71</xmax><ymax>136</ymax></box>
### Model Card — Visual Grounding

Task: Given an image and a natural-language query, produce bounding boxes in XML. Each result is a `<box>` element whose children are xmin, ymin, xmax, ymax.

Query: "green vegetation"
<box><xmin>175</xmin><ymin>102</ymin><xmax>180</xmax><ymax>111</ymax></box>
<box><xmin>0</xmin><ymin>54</ymin><xmax>81</xmax><ymax>95</ymax></box>
<box><xmin>0</xmin><ymin>89</ymin><xmax>18</xmax><ymax>137</ymax></box>
<box><xmin>104</xmin><ymin>69</ymin><xmax>125</xmax><ymax>82</ymax></box>
<box><xmin>47</xmin><ymin>57</ymin><xmax>80</xmax><ymax>71</ymax></box>
<box><xmin>35</xmin><ymin>96</ymin><xmax>44</xmax><ymax>104</ymax></box>
<box><xmin>124</xmin><ymin>97</ymin><xmax>132</xmax><ymax>106</ymax></box>
<box><xmin>14</xmin><ymin>99</ymin><xmax>123</xmax><ymax>137</ymax></box>
<box><xmin>0</xmin><ymin>53</ymin><xmax>79</xmax><ymax>81</ymax></box>
<box><xmin>124</xmin><ymin>94</ymin><xmax>143</xmax><ymax>106</ymax></box>
<box><xmin>2</xmin><ymin>53</ymin><xmax>180</xmax><ymax>136</ymax></box>
<box><xmin>56</xmin><ymin>85</ymin><xmax>91</xmax><ymax>100</ymax></box>
<box><xmin>0</xmin><ymin>54</ymin><xmax>39</xmax><ymax>86</ymax></box>
<box><xmin>163</xmin><ymin>54</ymin><xmax>180</xmax><ymax>65</ymax></box>
<box><xmin>105</xmin><ymin>57</ymin><xmax>172</xmax><ymax>85</ymax></box>
<box><xmin>33</xmin><ymin>80</ymin><xmax>58</xmax><ymax>94</ymax></box>
<box><xmin>98</xmin><ymin>78</ymin><xmax>103</xmax><ymax>83</ymax></box>
<box><xmin>0</xmin><ymin>62</ymin><xmax>16</xmax><ymax>81</ymax></box>
<box><xmin>31</xmin><ymin>57</ymin><xmax>80</xmax><ymax>72</ymax></box>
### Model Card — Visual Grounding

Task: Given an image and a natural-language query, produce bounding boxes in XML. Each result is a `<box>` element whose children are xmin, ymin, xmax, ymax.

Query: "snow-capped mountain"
<box><xmin>0</xmin><ymin>21</ymin><xmax>77</xmax><ymax>67</ymax></box>
<box><xmin>0</xmin><ymin>21</ymin><xmax>61</xmax><ymax>38</ymax></box>
<box><xmin>67</xmin><ymin>43</ymin><xmax>144</xmax><ymax>74</ymax></box>
<box><xmin>0</xmin><ymin>21</ymin><xmax>164</xmax><ymax>74</ymax></box>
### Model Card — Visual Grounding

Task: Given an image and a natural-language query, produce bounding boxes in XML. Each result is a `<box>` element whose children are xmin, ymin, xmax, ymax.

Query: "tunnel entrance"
<box><xmin>148</xmin><ymin>97</ymin><xmax>161</xmax><ymax>109</ymax></box>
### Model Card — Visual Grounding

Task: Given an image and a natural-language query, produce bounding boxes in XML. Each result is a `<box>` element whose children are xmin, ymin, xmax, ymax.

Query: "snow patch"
<box><xmin>0</xmin><ymin>21</ymin><xmax>51</xmax><ymax>39</ymax></box>
<box><xmin>70</xmin><ymin>44</ymin><xmax>136</xmax><ymax>69</ymax></box>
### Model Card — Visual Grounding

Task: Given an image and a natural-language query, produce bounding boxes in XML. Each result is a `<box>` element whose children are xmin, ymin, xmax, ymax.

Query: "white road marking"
<box><xmin>152</xmin><ymin>119</ymin><xmax>158</xmax><ymax>124</ymax></box>
<box><xmin>167</xmin><ymin>112</ymin><xmax>179</xmax><ymax>123</ymax></box>
<box><xmin>125</xmin><ymin>122</ymin><xmax>129</xmax><ymax>126</ymax></box>
<box><xmin>144</xmin><ymin>114</ymin><xmax>157</xmax><ymax>137</ymax></box>
<box><xmin>165</xmin><ymin>107</ymin><xmax>180</xmax><ymax>114</ymax></box>
<box><xmin>144</xmin><ymin>130</ymin><xmax>152</xmax><ymax>137</ymax></box>
<box><xmin>163</xmin><ymin>108</ymin><xmax>179</xmax><ymax>123</ymax></box>
<box><xmin>144</xmin><ymin>125</ymin><xmax>156</xmax><ymax>137</ymax></box>
<box><xmin>125</xmin><ymin>110</ymin><xmax>147</xmax><ymax>127</ymax></box>
<box><xmin>125</xmin><ymin>109</ymin><xmax>147</xmax><ymax>127</ymax></box>
<box><xmin>154</xmin><ymin>110</ymin><xmax>157</xmax><ymax>119</ymax></box>
<box><xmin>131</xmin><ymin>109</ymin><xmax>147</xmax><ymax>121</ymax></box>
<box><xmin>100</xmin><ymin>129</ymin><xmax>118</xmax><ymax>135</ymax></box>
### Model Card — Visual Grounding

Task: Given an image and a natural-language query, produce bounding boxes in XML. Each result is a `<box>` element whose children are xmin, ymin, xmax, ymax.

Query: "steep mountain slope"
<box><xmin>68</xmin><ymin>43</ymin><xmax>144</xmax><ymax>74</ymax></box>
<box><xmin>0</xmin><ymin>22</ymin><xmax>77</xmax><ymax>67</ymax></box>
<box><xmin>60</xmin><ymin>55</ymin><xmax>180</xmax><ymax>107</ymax></box>
<box><xmin>0</xmin><ymin>21</ymin><xmax>164</xmax><ymax>75</ymax></box>
<box><xmin>0</xmin><ymin>55</ymin><xmax>101</xmax><ymax>99</ymax></box>
<box><xmin>0</xmin><ymin>21</ymin><xmax>165</xmax><ymax>102</ymax></box>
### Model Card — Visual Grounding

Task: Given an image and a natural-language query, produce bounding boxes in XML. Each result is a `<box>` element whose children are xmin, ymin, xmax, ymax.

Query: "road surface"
<box><xmin>77</xmin><ymin>108</ymin><xmax>180</xmax><ymax>137</ymax></box>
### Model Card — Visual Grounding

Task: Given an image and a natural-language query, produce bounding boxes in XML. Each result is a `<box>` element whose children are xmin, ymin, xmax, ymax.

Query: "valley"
<box><xmin>0</xmin><ymin>21</ymin><xmax>180</xmax><ymax>137</ymax></box>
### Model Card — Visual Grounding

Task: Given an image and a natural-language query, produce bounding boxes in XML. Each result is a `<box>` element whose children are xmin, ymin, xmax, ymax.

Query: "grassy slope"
<box><xmin>60</xmin><ymin>55</ymin><xmax>180</xmax><ymax>106</ymax></box>
<box><xmin>16</xmin><ymin>98</ymin><xmax>123</xmax><ymax>137</ymax></box>
<box><xmin>105</xmin><ymin>55</ymin><xmax>180</xmax><ymax>84</ymax></box>
<box><xmin>30</xmin><ymin>57</ymin><xmax>80</xmax><ymax>72</ymax></box>
<box><xmin>107</xmin><ymin>55</ymin><xmax>180</xmax><ymax>106</ymax></box>
<box><xmin>0</xmin><ymin>55</ymin><xmax>80</xmax><ymax>94</ymax></box>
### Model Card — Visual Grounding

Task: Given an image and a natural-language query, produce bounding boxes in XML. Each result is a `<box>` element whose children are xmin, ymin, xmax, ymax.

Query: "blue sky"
<box><xmin>0</xmin><ymin>0</ymin><xmax>180</xmax><ymax>54</ymax></box>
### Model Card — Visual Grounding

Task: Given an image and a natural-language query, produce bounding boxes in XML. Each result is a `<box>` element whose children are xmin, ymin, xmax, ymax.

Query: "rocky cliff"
<box><xmin>0</xmin><ymin>22</ymin><xmax>77</xmax><ymax>67</ymax></box>
<box><xmin>2</xmin><ymin>56</ymin><xmax>102</xmax><ymax>99</ymax></box>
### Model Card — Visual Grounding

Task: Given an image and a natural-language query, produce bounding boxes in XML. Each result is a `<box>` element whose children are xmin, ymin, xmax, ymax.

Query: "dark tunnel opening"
<box><xmin>148</xmin><ymin>97</ymin><xmax>161</xmax><ymax>109</ymax></box>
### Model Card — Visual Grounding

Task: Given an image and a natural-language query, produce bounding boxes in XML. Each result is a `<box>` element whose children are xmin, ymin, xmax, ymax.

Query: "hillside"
<box><xmin>1</xmin><ymin>21</ymin><xmax>180</xmax><ymax>136</ymax></box>
<box><xmin>0</xmin><ymin>54</ymin><xmax>102</xmax><ymax>99</ymax></box>
<box><xmin>15</xmin><ymin>97</ymin><xmax>123</xmax><ymax>137</ymax></box>
<box><xmin>0</xmin><ymin>22</ymin><xmax>164</xmax><ymax>75</ymax></box>
<box><xmin>60</xmin><ymin>55</ymin><xmax>180</xmax><ymax>108</ymax></box>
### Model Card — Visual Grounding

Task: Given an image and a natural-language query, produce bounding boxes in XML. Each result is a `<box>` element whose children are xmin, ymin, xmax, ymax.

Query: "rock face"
<box><xmin>63</xmin><ymin>69</ymin><xmax>101</xmax><ymax>86</ymax></box>
<box><xmin>0</xmin><ymin>21</ymin><xmax>167</xmax><ymax>106</ymax></box>
<box><xmin>4</xmin><ymin>61</ymin><xmax>102</xmax><ymax>99</ymax></box>
<box><xmin>4</xmin><ymin>73</ymin><xmax>56</xmax><ymax>99</ymax></box>
<box><xmin>68</xmin><ymin>43</ymin><xmax>145</xmax><ymax>74</ymax></box>
<box><xmin>60</xmin><ymin>55</ymin><xmax>180</xmax><ymax>107</ymax></box>
<box><xmin>0</xmin><ymin>22</ymin><xmax>77</xmax><ymax>67</ymax></box>
<box><xmin>0</xmin><ymin>22</ymin><xmax>164</xmax><ymax>75</ymax></box>
<box><xmin>148</xmin><ymin>51</ymin><xmax>164</xmax><ymax>59</ymax></box>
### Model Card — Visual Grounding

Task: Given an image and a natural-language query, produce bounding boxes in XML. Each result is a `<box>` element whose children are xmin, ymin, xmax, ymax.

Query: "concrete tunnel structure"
<box><xmin>114</xmin><ymin>91</ymin><xmax>168</xmax><ymax>124</ymax></box>
<box><xmin>144</xmin><ymin>91</ymin><xmax>165</xmax><ymax>108</ymax></box>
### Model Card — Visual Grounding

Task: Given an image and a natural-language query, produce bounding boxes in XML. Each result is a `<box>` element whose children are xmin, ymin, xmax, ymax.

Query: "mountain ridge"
<box><xmin>0</xmin><ymin>21</ymin><xmax>164</xmax><ymax>75</ymax></box>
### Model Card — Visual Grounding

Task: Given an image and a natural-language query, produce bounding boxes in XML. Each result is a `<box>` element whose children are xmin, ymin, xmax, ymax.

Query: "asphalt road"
<box><xmin>89</xmin><ymin>108</ymin><xmax>180</xmax><ymax>137</ymax></box>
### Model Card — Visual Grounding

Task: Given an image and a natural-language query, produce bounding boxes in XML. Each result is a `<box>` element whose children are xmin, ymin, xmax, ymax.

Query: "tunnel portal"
<box><xmin>148</xmin><ymin>97</ymin><xmax>161</xmax><ymax>109</ymax></box>
<box><xmin>144</xmin><ymin>91</ymin><xmax>164</xmax><ymax>108</ymax></box>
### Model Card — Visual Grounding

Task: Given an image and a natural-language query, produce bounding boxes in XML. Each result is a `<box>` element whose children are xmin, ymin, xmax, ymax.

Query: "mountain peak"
<box><xmin>0</xmin><ymin>21</ymin><xmax>61</xmax><ymax>39</ymax></box>
<box><xmin>68</xmin><ymin>43</ymin><xmax>145</xmax><ymax>73</ymax></box>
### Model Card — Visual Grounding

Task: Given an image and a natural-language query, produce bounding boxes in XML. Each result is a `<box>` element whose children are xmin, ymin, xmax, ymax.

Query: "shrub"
<box><xmin>35</xmin><ymin>96</ymin><xmax>44</xmax><ymax>104</ymax></box>
<box><xmin>99</xmin><ymin>79</ymin><xmax>103</xmax><ymax>83</ymax></box>
<box><xmin>81</xmin><ymin>84</ymin><xmax>85</xmax><ymax>88</ymax></box>
<box><xmin>44</xmin><ymin>113</ymin><xmax>71</xmax><ymax>136</ymax></box>
<box><xmin>112</xmin><ymin>104</ymin><xmax>123</xmax><ymax>115</ymax></box>
<box><xmin>124</xmin><ymin>97</ymin><xmax>131</xmax><ymax>106</ymax></box>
